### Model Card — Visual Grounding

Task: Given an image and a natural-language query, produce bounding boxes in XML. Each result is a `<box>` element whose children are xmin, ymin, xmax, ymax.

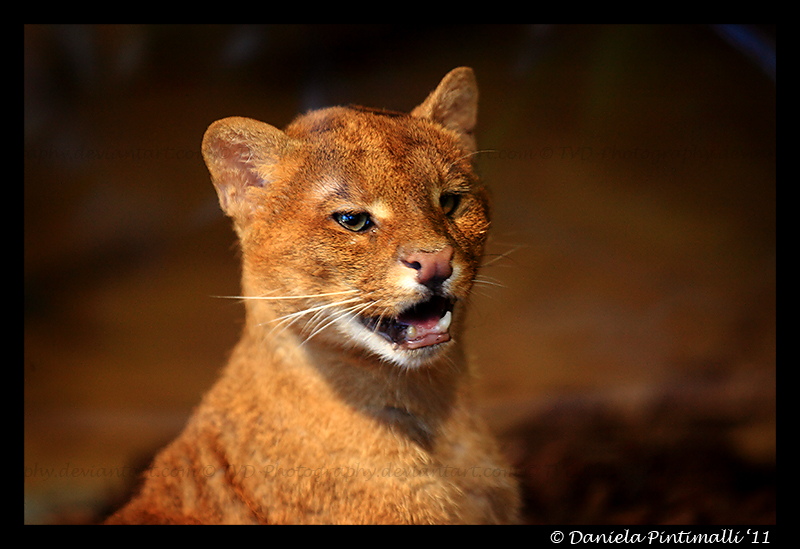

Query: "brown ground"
<box><xmin>24</xmin><ymin>25</ymin><xmax>775</xmax><ymax>524</ymax></box>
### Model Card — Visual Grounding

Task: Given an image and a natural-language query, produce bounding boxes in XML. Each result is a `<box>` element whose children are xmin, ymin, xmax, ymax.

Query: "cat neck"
<box><xmin>234</xmin><ymin>295</ymin><xmax>470</xmax><ymax>449</ymax></box>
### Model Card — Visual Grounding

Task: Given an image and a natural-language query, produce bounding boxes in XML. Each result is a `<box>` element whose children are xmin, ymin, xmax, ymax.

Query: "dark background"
<box><xmin>24</xmin><ymin>24</ymin><xmax>775</xmax><ymax>524</ymax></box>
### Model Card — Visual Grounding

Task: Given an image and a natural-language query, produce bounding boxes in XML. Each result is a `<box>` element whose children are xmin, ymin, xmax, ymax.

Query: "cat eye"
<box><xmin>439</xmin><ymin>193</ymin><xmax>461</xmax><ymax>217</ymax></box>
<box><xmin>334</xmin><ymin>211</ymin><xmax>373</xmax><ymax>232</ymax></box>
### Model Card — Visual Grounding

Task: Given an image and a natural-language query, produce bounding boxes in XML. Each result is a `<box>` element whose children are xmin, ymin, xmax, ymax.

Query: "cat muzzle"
<box><xmin>361</xmin><ymin>295</ymin><xmax>454</xmax><ymax>350</ymax></box>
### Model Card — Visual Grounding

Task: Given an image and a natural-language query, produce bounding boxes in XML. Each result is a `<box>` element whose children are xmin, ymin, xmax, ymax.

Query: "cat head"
<box><xmin>202</xmin><ymin>68</ymin><xmax>489</xmax><ymax>369</ymax></box>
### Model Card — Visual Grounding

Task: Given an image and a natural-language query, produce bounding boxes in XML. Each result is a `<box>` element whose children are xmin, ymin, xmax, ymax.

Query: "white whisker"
<box><xmin>211</xmin><ymin>290</ymin><xmax>359</xmax><ymax>301</ymax></box>
<box><xmin>301</xmin><ymin>301</ymin><xmax>373</xmax><ymax>343</ymax></box>
<box><xmin>445</xmin><ymin>148</ymin><xmax>497</xmax><ymax>172</ymax></box>
<box><xmin>271</xmin><ymin>298</ymin><xmax>361</xmax><ymax>325</ymax></box>
<box><xmin>480</xmin><ymin>244</ymin><xmax>524</xmax><ymax>268</ymax></box>
<box><xmin>265</xmin><ymin>297</ymin><xmax>362</xmax><ymax>337</ymax></box>
<box><xmin>473</xmin><ymin>275</ymin><xmax>506</xmax><ymax>288</ymax></box>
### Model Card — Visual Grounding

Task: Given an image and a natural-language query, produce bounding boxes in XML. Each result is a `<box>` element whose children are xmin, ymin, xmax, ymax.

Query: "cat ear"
<box><xmin>411</xmin><ymin>67</ymin><xmax>478</xmax><ymax>152</ymax></box>
<box><xmin>202</xmin><ymin>116</ymin><xmax>295</xmax><ymax>221</ymax></box>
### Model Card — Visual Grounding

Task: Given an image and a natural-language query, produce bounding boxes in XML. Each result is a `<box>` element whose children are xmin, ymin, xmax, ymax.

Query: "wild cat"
<box><xmin>107</xmin><ymin>67</ymin><xmax>520</xmax><ymax>524</ymax></box>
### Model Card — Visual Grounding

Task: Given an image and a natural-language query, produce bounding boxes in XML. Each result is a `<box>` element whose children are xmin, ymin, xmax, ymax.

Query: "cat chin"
<box><xmin>372</xmin><ymin>338</ymin><xmax>454</xmax><ymax>370</ymax></box>
<box><xmin>338</xmin><ymin>317</ymin><xmax>453</xmax><ymax>369</ymax></box>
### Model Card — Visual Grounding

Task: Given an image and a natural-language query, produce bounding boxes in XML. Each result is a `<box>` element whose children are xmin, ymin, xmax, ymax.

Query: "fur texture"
<box><xmin>107</xmin><ymin>68</ymin><xmax>520</xmax><ymax>524</ymax></box>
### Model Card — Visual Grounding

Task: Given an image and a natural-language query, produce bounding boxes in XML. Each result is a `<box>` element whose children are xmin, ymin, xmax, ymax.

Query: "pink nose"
<box><xmin>401</xmin><ymin>246</ymin><xmax>454</xmax><ymax>288</ymax></box>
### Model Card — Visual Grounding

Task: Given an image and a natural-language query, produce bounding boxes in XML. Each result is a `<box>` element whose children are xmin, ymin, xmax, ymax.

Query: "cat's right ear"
<box><xmin>411</xmin><ymin>67</ymin><xmax>478</xmax><ymax>152</ymax></box>
<box><xmin>202</xmin><ymin>117</ymin><xmax>295</xmax><ymax>222</ymax></box>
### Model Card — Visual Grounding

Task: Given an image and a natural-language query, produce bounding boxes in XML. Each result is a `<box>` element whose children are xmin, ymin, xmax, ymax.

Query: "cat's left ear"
<box><xmin>411</xmin><ymin>67</ymin><xmax>478</xmax><ymax>152</ymax></box>
<box><xmin>202</xmin><ymin>116</ymin><xmax>296</xmax><ymax>224</ymax></box>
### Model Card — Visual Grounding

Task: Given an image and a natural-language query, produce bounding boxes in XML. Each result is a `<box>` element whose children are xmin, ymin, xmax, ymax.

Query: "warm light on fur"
<box><xmin>106</xmin><ymin>68</ymin><xmax>520</xmax><ymax>524</ymax></box>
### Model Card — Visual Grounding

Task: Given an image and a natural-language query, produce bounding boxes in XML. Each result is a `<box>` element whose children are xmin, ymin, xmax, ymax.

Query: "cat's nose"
<box><xmin>402</xmin><ymin>246</ymin><xmax>454</xmax><ymax>289</ymax></box>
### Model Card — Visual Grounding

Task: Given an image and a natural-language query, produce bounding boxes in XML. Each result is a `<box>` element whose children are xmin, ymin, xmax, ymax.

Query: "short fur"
<box><xmin>107</xmin><ymin>68</ymin><xmax>520</xmax><ymax>524</ymax></box>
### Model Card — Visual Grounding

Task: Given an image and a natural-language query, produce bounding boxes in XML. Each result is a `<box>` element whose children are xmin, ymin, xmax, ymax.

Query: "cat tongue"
<box><xmin>395</xmin><ymin>296</ymin><xmax>453</xmax><ymax>350</ymax></box>
<box><xmin>398</xmin><ymin>311</ymin><xmax>452</xmax><ymax>349</ymax></box>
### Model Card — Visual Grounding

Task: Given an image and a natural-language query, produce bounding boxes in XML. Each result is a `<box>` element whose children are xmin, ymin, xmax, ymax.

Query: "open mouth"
<box><xmin>360</xmin><ymin>295</ymin><xmax>455</xmax><ymax>350</ymax></box>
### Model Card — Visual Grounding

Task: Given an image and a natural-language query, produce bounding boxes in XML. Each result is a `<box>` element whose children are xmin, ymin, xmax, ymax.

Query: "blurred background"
<box><xmin>24</xmin><ymin>25</ymin><xmax>775</xmax><ymax>524</ymax></box>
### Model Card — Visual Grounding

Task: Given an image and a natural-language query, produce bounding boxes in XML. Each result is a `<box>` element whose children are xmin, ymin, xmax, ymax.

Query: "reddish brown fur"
<box><xmin>107</xmin><ymin>68</ymin><xmax>520</xmax><ymax>524</ymax></box>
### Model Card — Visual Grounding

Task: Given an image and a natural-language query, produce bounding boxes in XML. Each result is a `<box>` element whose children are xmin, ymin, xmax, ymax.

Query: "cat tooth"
<box><xmin>406</xmin><ymin>325</ymin><xmax>417</xmax><ymax>339</ymax></box>
<box><xmin>434</xmin><ymin>311</ymin><xmax>452</xmax><ymax>332</ymax></box>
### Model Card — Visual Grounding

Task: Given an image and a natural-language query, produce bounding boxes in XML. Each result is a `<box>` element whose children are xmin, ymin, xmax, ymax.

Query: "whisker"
<box><xmin>272</xmin><ymin>298</ymin><xmax>361</xmax><ymax>325</ymax></box>
<box><xmin>301</xmin><ymin>302</ymin><xmax>372</xmax><ymax>343</ymax></box>
<box><xmin>302</xmin><ymin>300</ymin><xmax>367</xmax><ymax>338</ymax></box>
<box><xmin>297</xmin><ymin>301</ymin><xmax>376</xmax><ymax>345</ymax></box>
<box><xmin>353</xmin><ymin>298</ymin><xmax>391</xmax><ymax>337</ymax></box>
<box><xmin>445</xmin><ymin>148</ymin><xmax>497</xmax><ymax>172</ymax></box>
<box><xmin>211</xmin><ymin>290</ymin><xmax>359</xmax><ymax>301</ymax></box>
<box><xmin>473</xmin><ymin>275</ymin><xmax>506</xmax><ymax>288</ymax></box>
<box><xmin>265</xmin><ymin>297</ymin><xmax>361</xmax><ymax>336</ymax></box>
<box><xmin>480</xmin><ymin>244</ymin><xmax>524</xmax><ymax>268</ymax></box>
